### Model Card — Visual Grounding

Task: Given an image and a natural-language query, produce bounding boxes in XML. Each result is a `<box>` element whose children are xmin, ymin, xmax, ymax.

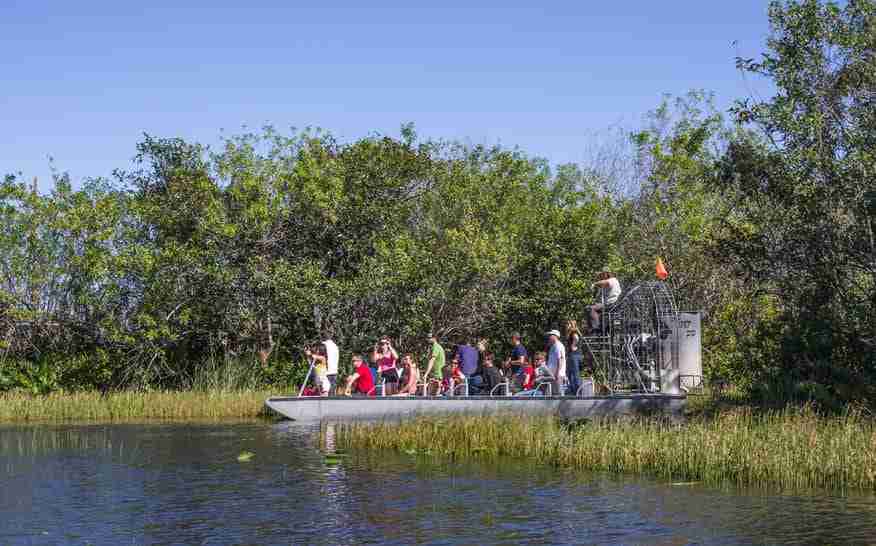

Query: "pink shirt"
<box><xmin>376</xmin><ymin>354</ymin><xmax>396</xmax><ymax>373</ymax></box>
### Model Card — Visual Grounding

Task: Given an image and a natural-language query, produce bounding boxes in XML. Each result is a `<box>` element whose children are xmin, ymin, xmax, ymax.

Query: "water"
<box><xmin>2</xmin><ymin>421</ymin><xmax>875</xmax><ymax>545</ymax></box>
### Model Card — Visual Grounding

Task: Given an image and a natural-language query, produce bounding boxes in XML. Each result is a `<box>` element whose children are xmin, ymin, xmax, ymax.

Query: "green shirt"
<box><xmin>430</xmin><ymin>341</ymin><xmax>446</xmax><ymax>379</ymax></box>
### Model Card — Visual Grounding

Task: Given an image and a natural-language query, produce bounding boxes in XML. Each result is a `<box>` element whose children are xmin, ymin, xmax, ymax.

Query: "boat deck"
<box><xmin>265</xmin><ymin>393</ymin><xmax>686</xmax><ymax>421</ymax></box>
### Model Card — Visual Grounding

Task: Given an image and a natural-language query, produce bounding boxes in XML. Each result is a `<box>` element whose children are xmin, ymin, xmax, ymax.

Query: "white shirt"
<box><xmin>547</xmin><ymin>341</ymin><xmax>566</xmax><ymax>381</ymax></box>
<box><xmin>601</xmin><ymin>277</ymin><xmax>621</xmax><ymax>304</ymax></box>
<box><xmin>323</xmin><ymin>339</ymin><xmax>339</xmax><ymax>375</ymax></box>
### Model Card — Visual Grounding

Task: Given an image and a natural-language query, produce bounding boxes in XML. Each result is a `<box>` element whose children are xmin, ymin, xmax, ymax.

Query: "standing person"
<box><xmin>564</xmin><ymin>320</ymin><xmax>582</xmax><ymax>396</ymax></box>
<box><xmin>344</xmin><ymin>354</ymin><xmax>375</xmax><ymax>396</ymax></box>
<box><xmin>372</xmin><ymin>336</ymin><xmax>399</xmax><ymax>395</ymax></box>
<box><xmin>503</xmin><ymin>332</ymin><xmax>528</xmax><ymax>377</ymax></box>
<box><xmin>545</xmin><ymin>330</ymin><xmax>567</xmax><ymax>395</ymax></box>
<box><xmin>323</xmin><ymin>338</ymin><xmax>339</xmax><ymax>395</ymax></box>
<box><xmin>306</xmin><ymin>339</ymin><xmax>340</xmax><ymax>395</ymax></box>
<box><xmin>394</xmin><ymin>354</ymin><xmax>420</xmax><ymax>396</ymax></box>
<box><xmin>455</xmin><ymin>340</ymin><xmax>483</xmax><ymax>393</ymax></box>
<box><xmin>589</xmin><ymin>271</ymin><xmax>622</xmax><ymax>333</ymax></box>
<box><xmin>423</xmin><ymin>333</ymin><xmax>445</xmax><ymax>384</ymax></box>
<box><xmin>304</xmin><ymin>345</ymin><xmax>331</xmax><ymax>396</ymax></box>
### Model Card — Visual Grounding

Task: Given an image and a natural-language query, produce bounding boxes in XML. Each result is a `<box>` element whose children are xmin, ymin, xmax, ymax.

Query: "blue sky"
<box><xmin>2</xmin><ymin>1</ymin><xmax>773</xmax><ymax>189</ymax></box>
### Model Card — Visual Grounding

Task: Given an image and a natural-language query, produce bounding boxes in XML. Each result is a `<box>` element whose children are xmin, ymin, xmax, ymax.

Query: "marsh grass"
<box><xmin>336</xmin><ymin>406</ymin><xmax>876</xmax><ymax>492</ymax></box>
<box><xmin>0</xmin><ymin>390</ymin><xmax>274</xmax><ymax>422</ymax></box>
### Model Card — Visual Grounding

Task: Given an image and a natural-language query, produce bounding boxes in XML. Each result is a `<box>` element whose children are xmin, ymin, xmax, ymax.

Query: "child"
<box><xmin>305</xmin><ymin>345</ymin><xmax>331</xmax><ymax>396</ymax></box>
<box><xmin>518</xmin><ymin>352</ymin><xmax>553</xmax><ymax>396</ymax></box>
<box><xmin>442</xmin><ymin>356</ymin><xmax>465</xmax><ymax>394</ymax></box>
<box><xmin>519</xmin><ymin>355</ymin><xmax>535</xmax><ymax>391</ymax></box>
<box><xmin>315</xmin><ymin>360</ymin><xmax>330</xmax><ymax>396</ymax></box>
<box><xmin>534</xmin><ymin>351</ymin><xmax>558</xmax><ymax>394</ymax></box>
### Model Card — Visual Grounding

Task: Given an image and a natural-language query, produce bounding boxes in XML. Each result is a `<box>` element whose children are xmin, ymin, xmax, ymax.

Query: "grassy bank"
<box><xmin>336</xmin><ymin>406</ymin><xmax>876</xmax><ymax>492</ymax></box>
<box><xmin>0</xmin><ymin>390</ymin><xmax>275</xmax><ymax>422</ymax></box>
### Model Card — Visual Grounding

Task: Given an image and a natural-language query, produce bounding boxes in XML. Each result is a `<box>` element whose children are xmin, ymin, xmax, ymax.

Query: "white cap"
<box><xmin>546</xmin><ymin>329</ymin><xmax>561</xmax><ymax>338</ymax></box>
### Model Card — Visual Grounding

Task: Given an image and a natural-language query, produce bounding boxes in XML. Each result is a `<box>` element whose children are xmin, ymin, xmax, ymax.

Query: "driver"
<box><xmin>589</xmin><ymin>270</ymin><xmax>621</xmax><ymax>332</ymax></box>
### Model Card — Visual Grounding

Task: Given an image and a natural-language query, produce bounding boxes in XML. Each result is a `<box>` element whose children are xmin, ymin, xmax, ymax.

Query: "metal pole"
<box><xmin>297</xmin><ymin>359</ymin><xmax>315</xmax><ymax>397</ymax></box>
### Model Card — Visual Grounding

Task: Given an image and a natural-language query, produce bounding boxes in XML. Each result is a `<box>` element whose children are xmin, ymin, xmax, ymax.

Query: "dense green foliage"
<box><xmin>1</xmin><ymin>0</ymin><xmax>873</xmax><ymax>405</ymax></box>
<box><xmin>723</xmin><ymin>0</ymin><xmax>876</xmax><ymax>402</ymax></box>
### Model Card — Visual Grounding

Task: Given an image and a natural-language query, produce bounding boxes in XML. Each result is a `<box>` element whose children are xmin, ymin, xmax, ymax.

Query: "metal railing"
<box><xmin>489</xmin><ymin>380</ymin><xmax>512</xmax><ymax>397</ymax></box>
<box><xmin>417</xmin><ymin>379</ymin><xmax>442</xmax><ymax>397</ymax></box>
<box><xmin>535</xmin><ymin>381</ymin><xmax>553</xmax><ymax>397</ymax></box>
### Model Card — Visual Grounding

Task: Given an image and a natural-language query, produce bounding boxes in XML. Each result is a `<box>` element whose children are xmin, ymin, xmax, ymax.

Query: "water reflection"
<box><xmin>1</xmin><ymin>421</ymin><xmax>875</xmax><ymax>545</ymax></box>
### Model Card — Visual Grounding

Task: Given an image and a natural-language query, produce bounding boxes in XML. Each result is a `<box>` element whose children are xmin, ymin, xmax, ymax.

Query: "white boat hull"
<box><xmin>265</xmin><ymin>394</ymin><xmax>687</xmax><ymax>421</ymax></box>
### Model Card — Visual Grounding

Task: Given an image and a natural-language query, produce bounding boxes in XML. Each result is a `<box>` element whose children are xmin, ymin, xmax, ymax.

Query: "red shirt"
<box><xmin>450</xmin><ymin>368</ymin><xmax>464</xmax><ymax>382</ymax></box>
<box><xmin>353</xmin><ymin>363</ymin><xmax>375</xmax><ymax>395</ymax></box>
<box><xmin>522</xmin><ymin>365</ymin><xmax>536</xmax><ymax>390</ymax></box>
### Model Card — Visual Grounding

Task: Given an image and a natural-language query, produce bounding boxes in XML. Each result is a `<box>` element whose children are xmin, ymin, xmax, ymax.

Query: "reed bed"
<box><xmin>0</xmin><ymin>390</ymin><xmax>274</xmax><ymax>422</ymax></box>
<box><xmin>336</xmin><ymin>406</ymin><xmax>876</xmax><ymax>492</ymax></box>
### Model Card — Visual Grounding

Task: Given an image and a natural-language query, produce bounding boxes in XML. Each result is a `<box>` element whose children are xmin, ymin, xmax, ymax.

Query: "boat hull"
<box><xmin>265</xmin><ymin>394</ymin><xmax>686</xmax><ymax>421</ymax></box>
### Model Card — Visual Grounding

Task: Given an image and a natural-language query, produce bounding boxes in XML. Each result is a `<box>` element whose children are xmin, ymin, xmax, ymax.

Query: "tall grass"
<box><xmin>0</xmin><ymin>390</ymin><xmax>274</xmax><ymax>422</ymax></box>
<box><xmin>336</xmin><ymin>406</ymin><xmax>876</xmax><ymax>492</ymax></box>
<box><xmin>181</xmin><ymin>357</ymin><xmax>274</xmax><ymax>392</ymax></box>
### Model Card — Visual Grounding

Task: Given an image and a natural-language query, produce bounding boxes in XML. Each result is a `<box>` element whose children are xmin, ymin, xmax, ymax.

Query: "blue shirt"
<box><xmin>457</xmin><ymin>344</ymin><xmax>479</xmax><ymax>376</ymax></box>
<box><xmin>511</xmin><ymin>344</ymin><xmax>528</xmax><ymax>361</ymax></box>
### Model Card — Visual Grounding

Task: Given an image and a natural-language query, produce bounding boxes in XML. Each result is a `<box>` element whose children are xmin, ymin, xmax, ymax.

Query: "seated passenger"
<box><xmin>442</xmin><ymin>356</ymin><xmax>465</xmax><ymax>394</ymax></box>
<box><xmin>394</xmin><ymin>354</ymin><xmax>420</xmax><ymax>396</ymax></box>
<box><xmin>344</xmin><ymin>354</ymin><xmax>375</xmax><ymax>396</ymax></box>
<box><xmin>481</xmin><ymin>352</ymin><xmax>505</xmax><ymax>395</ymax></box>
<box><xmin>535</xmin><ymin>351</ymin><xmax>557</xmax><ymax>389</ymax></box>
<box><xmin>518</xmin><ymin>355</ymin><xmax>535</xmax><ymax>392</ymax></box>
<box><xmin>517</xmin><ymin>352</ymin><xmax>554</xmax><ymax>396</ymax></box>
<box><xmin>589</xmin><ymin>271</ymin><xmax>621</xmax><ymax>332</ymax></box>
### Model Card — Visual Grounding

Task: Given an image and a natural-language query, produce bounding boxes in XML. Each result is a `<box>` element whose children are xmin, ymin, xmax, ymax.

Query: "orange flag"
<box><xmin>655</xmin><ymin>257</ymin><xmax>669</xmax><ymax>280</ymax></box>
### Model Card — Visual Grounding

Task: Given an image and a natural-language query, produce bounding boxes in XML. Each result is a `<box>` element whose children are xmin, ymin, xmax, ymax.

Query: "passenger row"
<box><xmin>305</xmin><ymin>327</ymin><xmax>592</xmax><ymax>398</ymax></box>
<box><xmin>301</xmin><ymin>271</ymin><xmax>621</xmax><ymax>397</ymax></box>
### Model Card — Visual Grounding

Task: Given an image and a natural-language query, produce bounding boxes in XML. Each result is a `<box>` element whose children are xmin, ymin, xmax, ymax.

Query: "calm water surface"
<box><xmin>1</xmin><ymin>421</ymin><xmax>875</xmax><ymax>545</ymax></box>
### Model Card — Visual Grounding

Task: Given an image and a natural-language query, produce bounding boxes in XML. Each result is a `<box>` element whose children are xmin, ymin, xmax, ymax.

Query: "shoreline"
<box><xmin>0</xmin><ymin>390</ymin><xmax>275</xmax><ymax>422</ymax></box>
<box><xmin>333</xmin><ymin>405</ymin><xmax>876</xmax><ymax>492</ymax></box>
<box><xmin>6</xmin><ymin>390</ymin><xmax>875</xmax><ymax>492</ymax></box>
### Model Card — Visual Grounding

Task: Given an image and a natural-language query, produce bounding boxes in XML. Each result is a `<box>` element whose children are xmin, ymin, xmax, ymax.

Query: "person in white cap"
<box><xmin>545</xmin><ymin>329</ymin><xmax>567</xmax><ymax>395</ymax></box>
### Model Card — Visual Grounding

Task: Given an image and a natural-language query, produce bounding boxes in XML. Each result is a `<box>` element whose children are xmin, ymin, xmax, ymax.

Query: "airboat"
<box><xmin>265</xmin><ymin>281</ymin><xmax>702</xmax><ymax>421</ymax></box>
